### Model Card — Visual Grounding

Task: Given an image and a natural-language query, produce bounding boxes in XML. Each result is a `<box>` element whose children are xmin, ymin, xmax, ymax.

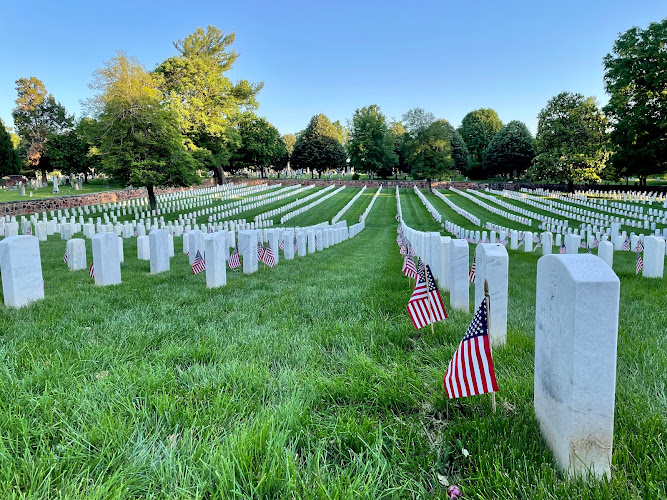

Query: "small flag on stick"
<box><xmin>402</xmin><ymin>256</ymin><xmax>417</xmax><ymax>279</ymax></box>
<box><xmin>469</xmin><ymin>254</ymin><xmax>476</xmax><ymax>283</ymax></box>
<box><xmin>228</xmin><ymin>246</ymin><xmax>241</xmax><ymax>269</ymax></box>
<box><xmin>559</xmin><ymin>242</ymin><xmax>566</xmax><ymax>254</ymax></box>
<box><xmin>192</xmin><ymin>250</ymin><xmax>206</xmax><ymax>275</ymax></box>
<box><xmin>262</xmin><ymin>243</ymin><xmax>275</xmax><ymax>267</ymax></box>
<box><xmin>89</xmin><ymin>262</ymin><xmax>95</xmax><ymax>278</ymax></box>
<box><xmin>636</xmin><ymin>251</ymin><xmax>643</xmax><ymax>275</ymax></box>
<box><xmin>407</xmin><ymin>260</ymin><xmax>447</xmax><ymax>330</ymax></box>
<box><xmin>443</xmin><ymin>282</ymin><xmax>499</xmax><ymax>401</ymax></box>
<box><xmin>63</xmin><ymin>249</ymin><xmax>68</xmax><ymax>264</ymax></box>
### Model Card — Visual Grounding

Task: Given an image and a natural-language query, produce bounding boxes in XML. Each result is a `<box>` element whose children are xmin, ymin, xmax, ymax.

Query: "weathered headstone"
<box><xmin>0</xmin><ymin>235</ymin><xmax>44</xmax><ymax>307</ymax></box>
<box><xmin>66</xmin><ymin>238</ymin><xmax>87</xmax><ymax>271</ymax></box>
<box><xmin>449</xmin><ymin>239</ymin><xmax>469</xmax><ymax>312</ymax></box>
<box><xmin>149</xmin><ymin>229</ymin><xmax>170</xmax><ymax>274</ymax></box>
<box><xmin>204</xmin><ymin>232</ymin><xmax>226</xmax><ymax>288</ymax></box>
<box><xmin>474</xmin><ymin>243</ymin><xmax>508</xmax><ymax>346</ymax></box>
<box><xmin>535</xmin><ymin>254</ymin><xmax>620</xmax><ymax>480</ymax></box>
<box><xmin>91</xmin><ymin>232</ymin><xmax>122</xmax><ymax>286</ymax></box>
<box><xmin>137</xmin><ymin>236</ymin><xmax>150</xmax><ymax>260</ymax></box>
<box><xmin>642</xmin><ymin>236</ymin><xmax>665</xmax><ymax>278</ymax></box>
<box><xmin>564</xmin><ymin>234</ymin><xmax>580</xmax><ymax>254</ymax></box>
<box><xmin>238</xmin><ymin>230</ymin><xmax>258</xmax><ymax>274</ymax></box>
<box><xmin>597</xmin><ymin>241</ymin><xmax>614</xmax><ymax>268</ymax></box>
<box><xmin>297</xmin><ymin>231</ymin><xmax>306</xmax><ymax>257</ymax></box>
<box><xmin>283</xmin><ymin>229</ymin><xmax>294</xmax><ymax>260</ymax></box>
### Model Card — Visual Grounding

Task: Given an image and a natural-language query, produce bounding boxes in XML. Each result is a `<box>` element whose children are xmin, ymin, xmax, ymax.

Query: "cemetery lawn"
<box><xmin>0</xmin><ymin>182</ymin><xmax>125</xmax><ymax>202</ymax></box>
<box><xmin>1</xmin><ymin>190</ymin><xmax>666</xmax><ymax>498</ymax></box>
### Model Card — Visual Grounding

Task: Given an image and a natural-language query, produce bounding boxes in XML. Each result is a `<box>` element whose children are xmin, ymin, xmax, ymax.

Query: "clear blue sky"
<box><xmin>1</xmin><ymin>1</ymin><xmax>663</xmax><ymax>136</ymax></box>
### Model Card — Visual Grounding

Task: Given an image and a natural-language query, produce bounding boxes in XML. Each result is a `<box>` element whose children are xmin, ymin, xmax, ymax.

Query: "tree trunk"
<box><xmin>40</xmin><ymin>168</ymin><xmax>47</xmax><ymax>185</ymax></box>
<box><xmin>212</xmin><ymin>167</ymin><xmax>225</xmax><ymax>185</ymax></box>
<box><xmin>83</xmin><ymin>171</ymin><xmax>88</xmax><ymax>184</ymax></box>
<box><xmin>311</xmin><ymin>170</ymin><xmax>314</xmax><ymax>179</ymax></box>
<box><xmin>318</xmin><ymin>171</ymin><xmax>322</xmax><ymax>179</ymax></box>
<box><xmin>147</xmin><ymin>184</ymin><xmax>157</xmax><ymax>211</ymax></box>
<box><xmin>428</xmin><ymin>178</ymin><xmax>432</xmax><ymax>193</ymax></box>
<box><xmin>567</xmin><ymin>179</ymin><xmax>574</xmax><ymax>192</ymax></box>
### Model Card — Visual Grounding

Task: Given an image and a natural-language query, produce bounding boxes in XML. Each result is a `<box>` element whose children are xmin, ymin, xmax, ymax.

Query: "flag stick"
<box><xmin>484</xmin><ymin>279</ymin><xmax>497</xmax><ymax>414</ymax></box>
<box><xmin>424</xmin><ymin>263</ymin><xmax>436</xmax><ymax>336</ymax></box>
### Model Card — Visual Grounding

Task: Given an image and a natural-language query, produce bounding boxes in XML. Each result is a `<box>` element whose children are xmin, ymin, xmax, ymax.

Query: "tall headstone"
<box><xmin>642</xmin><ymin>236</ymin><xmax>665</xmax><ymax>278</ymax></box>
<box><xmin>535</xmin><ymin>254</ymin><xmax>620</xmax><ymax>480</ymax></box>
<box><xmin>238</xmin><ymin>230</ymin><xmax>258</xmax><ymax>274</ymax></box>
<box><xmin>307</xmin><ymin>230</ymin><xmax>316</xmax><ymax>254</ymax></box>
<box><xmin>204</xmin><ymin>232</ymin><xmax>227</xmax><ymax>288</ymax></box>
<box><xmin>439</xmin><ymin>236</ymin><xmax>451</xmax><ymax>291</ymax></box>
<box><xmin>66</xmin><ymin>238</ymin><xmax>87</xmax><ymax>271</ymax></box>
<box><xmin>0</xmin><ymin>235</ymin><xmax>44</xmax><ymax>307</ymax></box>
<box><xmin>283</xmin><ymin>229</ymin><xmax>294</xmax><ymax>260</ymax></box>
<box><xmin>137</xmin><ymin>236</ymin><xmax>150</xmax><ymax>260</ymax></box>
<box><xmin>597</xmin><ymin>241</ymin><xmax>614</xmax><ymax>268</ymax></box>
<box><xmin>266</xmin><ymin>229</ymin><xmax>280</xmax><ymax>264</ymax></box>
<box><xmin>91</xmin><ymin>232</ymin><xmax>121</xmax><ymax>286</ymax></box>
<box><xmin>449</xmin><ymin>239</ymin><xmax>469</xmax><ymax>312</ymax></box>
<box><xmin>297</xmin><ymin>231</ymin><xmax>307</xmax><ymax>257</ymax></box>
<box><xmin>564</xmin><ymin>234</ymin><xmax>580</xmax><ymax>255</ymax></box>
<box><xmin>474</xmin><ymin>243</ymin><xmax>508</xmax><ymax>346</ymax></box>
<box><xmin>188</xmin><ymin>230</ymin><xmax>205</xmax><ymax>265</ymax></box>
<box><xmin>149</xmin><ymin>229</ymin><xmax>170</xmax><ymax>274</ymax></box>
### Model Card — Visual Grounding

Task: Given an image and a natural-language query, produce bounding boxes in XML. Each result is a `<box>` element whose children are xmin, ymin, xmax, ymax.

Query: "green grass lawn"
<box><xmin>0</xmin><ymin>182</ymin><xmax>125</xmax><ymax>202</ymax></box>
<box><xmin>0</xmin><ymin>189</ymin><xmax>665</xmax><ymax>498</ymax></box>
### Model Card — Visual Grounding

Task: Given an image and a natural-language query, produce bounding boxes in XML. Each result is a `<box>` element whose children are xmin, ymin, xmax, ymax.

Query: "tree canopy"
<box><xmin>0</xmin><ymin>122</ymin><xmax>21</xmax><ymax>176</ymax></box>
<box><xmin>457</xmin><ymin>108</ymin><xmax>503</xmax><ymax>178</ymax></box>
<box><xmin>347</xmin><ymin>104</ymin><xmax>397</xmax><ymax>179</ymax></box>
<box><xmin>528</xmin><ymin>92</ymin><xmax>609</xmax><ymax>189</ymax></box>
<box><xmin>291</xmin><ymin>114</ymin><xmax>347</xmax><ymax>177</ymax></box>
<box><xmin>407</xmin><ymin>119</ymin><xmax>454</xmax><ymax>190</ymax></box>
<box><xmin>232</xmin><ymin>113</ymin><xmax>285</xmax><ymax>177</ymax></box>
<box><xmin>12</xmin><ymin>77</ymin><xmax>73</xmax><ymax>181</ymax></box>
<box><xmin>91</xmin><ymin>51</ymin><xmax>199</xmax><ymax>209</ymax></box>
<box><xmin>155</xmin><ymin>26</ymin><xmax>263</xmax><ymax>183</ymax></box>
<box><xmin>603</xmin><ymin>19</ymin><xmax>667</xmax><ymax>185</ymax></box>
<box><xmin>483</xmin><ymin>121</ymin><xmax>535</xmax><ymax>179</ymax></box>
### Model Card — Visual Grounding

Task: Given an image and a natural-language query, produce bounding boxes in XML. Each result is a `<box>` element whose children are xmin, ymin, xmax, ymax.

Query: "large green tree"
<box><xmin>12</xmin><ymin>77</ymin><xmax>73</xmax><ymax>182</ymax></box>
<box><xmin>156</xmin><ymin>26</ymin><xmax>263</xmax><ymax>184</ymax></box>
<box><xmin>457</xmin><ymin>108</ymin><xmax>503</xmax><ymax>178</ymax></box>
<box><xmin>347</xmin><ymin>104</ymin><xmax>397</xmax><ymax>179</ymax></box>
<box><xmin>528</xmin><ymin>92</ymin><xmax>609</xmax><ymax>190</ymax></box>
<box><xmin>389</xmin><ymin>121</ymin><xmax>408</xmax><ymax>179</ymax></box>
<box><xmin>291</xmin><ymin>114</ymin><xmax>347</xmax><ymax>178</ymax></box>
<box><xmin>408</xmin><ymin>119</ymin><xmax>454</xmax><ymax>191</ymax></box>
<box><xmin>91</xmin><ymin>51</ymin><xmax>199</xmax><ymax>210</ymax></box>
<box><xmin>232</xmin><ymin>113</ymin><xmax>285</xmax><ymax>177</ymax></box>
<box><xmin>603</xmin><ymin>19</ymin><xmax>667</xmax><ymax>186</ymax></box>
<box><xmin>0</xmin><ymin>121</ymin><xmax>21</xmax><ymax>176</ymax></box>
<box><xmin>483</xmin><ymin>120</ymin><xmax>535</xmax><ymax>179</ymax></box>
<box><xmin>440</xmin><ymin>121</ymin><xmax>469</xmax><ymax>174</ymax></box>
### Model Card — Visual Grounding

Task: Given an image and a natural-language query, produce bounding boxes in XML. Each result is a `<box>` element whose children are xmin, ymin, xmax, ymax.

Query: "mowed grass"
<box><xmin>0</xmin><ymin>189</ymin><xmax>665</xmax><ymax>498</ymax></box>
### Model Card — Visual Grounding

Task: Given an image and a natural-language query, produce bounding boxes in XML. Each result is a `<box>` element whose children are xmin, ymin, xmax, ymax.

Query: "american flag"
<box><xmin>559</xmin><ymin>242</ymin><xmax>566</xmax><ymax>254</ymax></box>
<box><xmin>407</xmin><ymin>244</ymin><xmax>415</xmax><ymax>258</ymax></box>
<box><xmin>517</xmin><ymin>239</ymin><xmax>524</xmax><ymax>249</ymax></box>
<box><xmin>534</xmin><ymin>239</ymin><xmax>542</xmax><ymax>250</ymax></box>
<box><xmin>407</xmin><ymin>260</ymin><xmax>447</xmax><ymax>330</ymax></box>
<box><xmin>621</xmin><ymin>238</ymin><xmax>630</xmax><ymax>251</ymax></box>
<box><xmin>192</xmin><ymin>250</ymin><xmax>206</xmax><ymax>275</ymax></box>
<box><xmin>395</xmin><ymin>214</ymin><xmax>401</xmax><ymax>222</ymax></box>
<box><xmin>580</xmin><ymin>238</ymin><xmax>587</xmax><ymax>248</ymax></box>
<box><xmin>26</xmin><ymin>226</ymin><xmax>32</xmax><ymax>235</ymax></box>
<box><xmin>134</xmin><ymin>230</ymin><xmax>139</xmax><ymax>237</ymax></box>
<box><xmin>279</xmin><ymin>238</ymin><xmax>285</xmax><ymax>250</ymax></box>
<box><xmin>636</xmin><ymin>251</ymin><xmax>644</xmax><ymax>274</ymax></box>
<box><xmin>63</xmin><ymin>249</ymin><xmax>68</xmax><ymax>264</ymax></box>
<box><xmin>228</xmin><ymin>246</ymin><xmax>241</xmax><ymax>269</ymax></box>
<box><xmin>402</xmin><ymin>256</ymin><xmax>417</xmax><ymax>279</ymax></box>
<box><xmin>397</xmin><ymin>235</ymin><xmax>403</xmax><ymax>246</ymax></box>
<box><xmin>315</xmin><ymin>234</ymin><xmax>318</xmax><ymax>247</ymax></box>
<box><xmin>636</xmin><ymin>239</ymin><xmax>644</xmax><ymax>253</ymax></box>
<box><xmin>293</xmin><ymin>237</ymin><xmax>298</xmax><ymax>253</ymax></box>
<box><xmin>501</xmin><ymin>238</ymin><xmax>508</xmax><ymax>246</ymax></box>
<box><xmin>257</xmin><ymin>241</ymin><xmax>265</xmax><ymax>262</ymax></box>
<box><xmin>484</xmin><ymin>237</ymin><xmax>490</xmax><ymax>243</ymax></box>
<box><xmin>443</xmin><ymin>298</ymin><xmax>499</xmax><ymax>399</ymax></box>
<box><xmin>89</xmin><ymin>261</ymin><xmax>95</xmax><ymax>278</ymax></box>
<box><xmin>262</xmin><ymin>243</ymin><xmax>275</xmax><ymax>267</ymax></box>
<box><xmin>587</xmin><ymin>245</ymin><xmax>592</xmax><ymax>254</ymax></box>
<box><xmin>469</xmin><ymin>254</ymin><xmax>476</xmax><ymax>283</ymax></box>
<box><xmin>592</xmin><ymin>238</ymin><xmax>599</xmax><ymax>248</ymax></box>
